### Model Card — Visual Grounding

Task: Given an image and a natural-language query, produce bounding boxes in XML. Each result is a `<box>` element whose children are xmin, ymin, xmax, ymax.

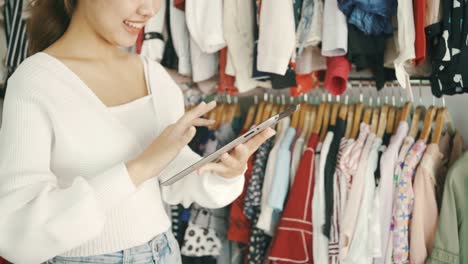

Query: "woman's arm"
<box><xmin>160</xmin><ymin>145</ymin><xmax>245</xmax><ymax>209</ymax></box>
<box><xmin>0</xmin><ymin>84</ymin><xmax>137</xmax><ymax>263</ymax></box>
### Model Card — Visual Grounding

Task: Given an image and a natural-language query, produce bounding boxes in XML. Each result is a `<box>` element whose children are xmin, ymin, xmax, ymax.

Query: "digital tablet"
<box><xmin>160</xmin><ymin>104</ymin><xmax>300</xmax><ymax>186</ymax></box>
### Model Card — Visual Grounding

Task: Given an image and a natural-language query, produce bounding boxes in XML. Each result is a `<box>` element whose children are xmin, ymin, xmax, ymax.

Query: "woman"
<box><xmin>0</xmin><ymin>0</ymin><xmax>275</xmax><ymax>263</ymax></box>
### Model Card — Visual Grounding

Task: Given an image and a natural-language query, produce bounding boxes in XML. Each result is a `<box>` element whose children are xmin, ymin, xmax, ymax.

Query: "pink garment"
<box><xmin>339</xmin><ymin>124</ymin><xmax>372</xmax><ymax>261</ymax></box>
<box><xmin>342</xmin><ymin>124</ymin><xmax>370</xmax><ymax>198</ymax></box>
<box><xmin>410</xmin><ymin>144</ymin><xmax>443</xmax><ymax>264</ymax></box>
<box><xmin>374</xmin><ymin>121</ymin><xmax>409</xmax><ymax>264</ymax></box>
<box><xmin>392</xmin><ymin>140</ymin><xmax>427</xmax><ymax>263</ymax></box>
<box><xmin>328</xmin><ymin>138</ymin><xmax>354</xmax><ymax>264</ymax></box>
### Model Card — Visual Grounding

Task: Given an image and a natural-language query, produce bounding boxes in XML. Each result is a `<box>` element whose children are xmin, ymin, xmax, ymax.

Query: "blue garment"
<box><xmin>296</xmin><ymin>0</ymin><xmax>314</xmax><ymax>55</ymax></box>
<box><xmin>46</xmin><ymin>230</ymin><xmax>181</xmax><ymax>264</ymax></box>
<box><xmin>268</xmin><ymin>127</ymin><xmax>297</xmax><ymax>211</ymax></box>
<box><xmin>338</xmin><ymin>0</ymin><xmax>396</xmax><ymax>35</ymax></box>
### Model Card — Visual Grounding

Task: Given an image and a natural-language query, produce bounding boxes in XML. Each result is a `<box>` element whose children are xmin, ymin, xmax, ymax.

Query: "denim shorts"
<box><xmin>47</xmin><ymin>231</ymin><xmax>182</xmax><ymax>264</ymax></box>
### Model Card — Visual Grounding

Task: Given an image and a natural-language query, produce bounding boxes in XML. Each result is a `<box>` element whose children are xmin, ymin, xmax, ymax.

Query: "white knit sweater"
<box><xmin>0</xmin><ymin>53</ymin><xmax>244</xmax><ymax>263</ymax></box>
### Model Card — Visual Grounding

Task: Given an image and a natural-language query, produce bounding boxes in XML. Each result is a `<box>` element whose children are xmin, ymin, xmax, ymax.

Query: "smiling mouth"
<box><xmin>123</xmin><ymin>20</ymin><xmax>145</xmax><ymax>30</ymax></box>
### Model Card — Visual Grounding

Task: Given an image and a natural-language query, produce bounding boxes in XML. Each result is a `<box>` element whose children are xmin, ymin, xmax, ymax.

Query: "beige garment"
<box><xmin>436</xmin><ymin>131</ymin><xmax>465</xmax><ymax>209</ymax></box>
<box><xmin>394</xmin><ymin>0</ymin><xmax>416</xmax><ymax>89</ymax></box>
<box><xmin>410</xmin><ymin>144</ymin><xmax>444</xmax><ymax>264</ymax></box>
<box><xmin>296</xmin><ymin>46</ymin><xmax>327</xmax><ymax>74</ymax></box>
<box><xmin>223</xmin><ymin>0</ymin><xmax>258</xmax><ymax>93</ymax></box>
<box><xmin>425</xmin><ymin>0</ymin><xmax>442</xmax><ymax>26</ymax></box>
<box><xmin>384</xmin><ymin>16</ymin><xmax>398</xmax><ymax>68</ymax></box>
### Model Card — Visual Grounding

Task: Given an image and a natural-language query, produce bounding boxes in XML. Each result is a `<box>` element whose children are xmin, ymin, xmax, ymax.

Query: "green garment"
<box><xmin>428</xmin><ymin>151</ymin><xmax>468</xmax><ymax>264</ymax></box>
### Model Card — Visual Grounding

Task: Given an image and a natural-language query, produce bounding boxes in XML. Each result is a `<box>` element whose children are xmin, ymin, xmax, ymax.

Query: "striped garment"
<box><xmin>3</xmin><ymin>0</ymin><xmax>28</xmax><ymax>98</ymax></box>
<box><xmin>328</xmin><ymin>138</ymin><xmax>354</xmax><ymax>263</ymax></box>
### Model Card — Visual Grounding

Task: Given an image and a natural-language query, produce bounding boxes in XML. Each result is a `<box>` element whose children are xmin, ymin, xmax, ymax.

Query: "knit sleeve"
<box><xmin>160</xmin><ymin>145</ymin><xmax>245</xmax><ymax>209</ymax></box>
<box><xmin>0</xmin><ymin>87</ymin><xmax>137</xmax><ymax>263</ymax></box>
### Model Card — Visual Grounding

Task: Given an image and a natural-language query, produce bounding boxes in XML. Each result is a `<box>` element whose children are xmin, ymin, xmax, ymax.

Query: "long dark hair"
<box><xmin>27</xmin><ymin>0</ymin><xmax>76</xmax><ymax>55</ymax></box>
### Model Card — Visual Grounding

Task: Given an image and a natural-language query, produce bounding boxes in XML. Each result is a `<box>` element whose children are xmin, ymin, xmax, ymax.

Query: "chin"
<box><xmin>112</xmin><ymin>34</ymin><xmax>140</xmax><ymax>49</ymax></box>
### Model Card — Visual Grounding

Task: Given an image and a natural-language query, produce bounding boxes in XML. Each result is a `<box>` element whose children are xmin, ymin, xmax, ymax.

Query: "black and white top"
<box><xmin>429</xmin><ymin>0</ymin><xmax>468</xmax><ymax>97</ymax></box>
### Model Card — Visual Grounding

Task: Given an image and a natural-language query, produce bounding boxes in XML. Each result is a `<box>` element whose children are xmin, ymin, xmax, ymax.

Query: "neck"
<box><xmin>50</xmin><ymin>12</ymin><xmax>124</xmax><ymax>61</ymax></box>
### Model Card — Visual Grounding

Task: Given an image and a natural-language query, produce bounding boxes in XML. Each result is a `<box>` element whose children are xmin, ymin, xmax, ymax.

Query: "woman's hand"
<box><xmin>197</xmin><ymin>127</ymin><xmax>276</xmax><ymax>178</ymax></box>
<box><xmin>127</xmin><ymin>101</ymin><xmax>216</xmax><ymax>186</ymax></box>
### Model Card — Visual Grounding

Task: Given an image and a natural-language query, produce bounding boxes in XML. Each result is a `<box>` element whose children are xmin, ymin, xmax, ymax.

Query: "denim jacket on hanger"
<box><xmin>338</xmin><ymin>0</ymin><xmax>396</xmax><ymax>35</ymax></box>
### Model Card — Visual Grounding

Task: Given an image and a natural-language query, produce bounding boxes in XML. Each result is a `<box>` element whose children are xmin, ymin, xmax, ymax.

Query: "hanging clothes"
<box><xmin>409</xmin><ymin>143</ymin><xmax>443</xmax><ymax>264</ymax></box>
<box><xmin>427</xmin><ymin>151</ymin><xmax>468</xmax><ymax>264</ymax></box>
<box><xmin>392</xmin><ymin>140</ymin><xmax>427</xmax><ymax>263</ymax></box>
<box><xmin>313</xmin><ymin>132</ymin><xmax>333</xmax><ymax>264</ymax></box>
<box><xmin>245</xmin><ymin>138</ymin><xmax>275</xmax><ymax>264</ymax></box>
<box><xmin>323</xmin><ymin>117</ymin><xmax>347</xmax><ymax>239</ymax></box>
<box><xmin>4</xmin><ymin>0</ymin><xmax>28</xmax><ymax>87</ymax></box>
<box><xmin>161</xmin><ymin>0</ymin><xmax>179</xmax><ymax>70</ymax></box>
<box><xmin>339</xmin><ymin>124</ymin><xmax>372</xmax><ymax>262</ymax></box>
<box><xmin>268</xmin><ymin>127</ymin><xmax>297</xmax><ymax>211</ymax></box>
<box><xmin>435</xmin><ymin>131</ymin><xmax>464</xmax><ymax>209</ymax></box>
<box><xmin>430</xmin><ymin>0</ymin><xmax>468</xmax><ymax>97</ymax></box>
<box><xmin>375</xmin><ymin>121</ymin><xmax>409</xmax><ymax>264</ymax></box>
<box><xmin>257</xmin><ymin>0</ymin><xmax>296</xmax><ymax>75</ymax></box>
<box><xmin>169</xmin><ymin>0</ymin><xmax>192</xmax><ymax>76</ymax></box>
<box><xmin>337</xmin><ymin>0</ymin><xmax>396</xmax><ymax>35</ymax></box>
<box><xmin>413</xmin><ymin>0</ymin><xmax>427</xmax><ymax>65</ymax></box>
<box><xmin>257</xmin><ymin>117</ymin><xmax>292</xmax><ymax>235</ymax></box>
<box><xmin>223</xmin><ymin>0</ymin><xmax>258</xmax><ymax>93</ymax></box>
<box><xmin>328</xmin><ymin>137</ymin><xmax>354</xmax><ymax>264</ymax></box>
<box><xmin>268</xmin><ymin>133</ymin><xmax>319</xmax><ymax>263</ymax></box>
<box><xmin>141</xmin><ymin>0</ymin><xmax>166</xmax><ymax>62</ymax></box>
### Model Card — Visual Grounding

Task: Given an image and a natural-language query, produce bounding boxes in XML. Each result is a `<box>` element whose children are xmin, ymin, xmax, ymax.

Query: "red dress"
<box><xmin>268</xmin><ymin>133</ymin><xmax>319</xmax><ymax>264</ymax></box>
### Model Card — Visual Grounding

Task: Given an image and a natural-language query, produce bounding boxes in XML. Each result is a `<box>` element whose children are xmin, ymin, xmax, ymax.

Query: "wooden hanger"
<box><xmin>242</xmin><ymin>102</ymin><xmax>257</xmax><ymax>131</ymax></box>
<box><xmin>313</xmin><ymin>102</ymin><xmax>325</xmax><ymax>135</ymax></box>
<box><xmin>400</xmin><ymin>102</ymin><xmax>412</xmax><ymax>123</ymax></box>
<box><xmin>299</xmin><ymin>105</ymin><xmax>311</xmax><ymax>140</ymax></box>
<box><xmin>339</xmin><ymin>103</ymin><xmax>348</xmax><ymax>124</ymax></box>
<box><xmin>271</xmin><ymin>103</ymin><xmax>280</xmax><ymax>117</ymax></box>
<box><xmin>306</xmin><ymin>105</ymin><xmax>318</xmax><ymax>140</ymax></box>
<box><xmin>213</xmin><ymin>102</ymin><xmax>226</xmax><ymax>129</ymax></box>
<box><xmin>345</xmin><ymin>104</ymin><xmax>355</xmax><ymax>139</ymax></box>
<box><xmin>262</xmin><ymin>100</ymin><xmax>274</xmax><ymax>122</ymax></box>
<box><xmin>409</xmin><ymin>105</ymin><xmax>424</xmax><ymax>138</ymax></box>
<box><xmin>431</xmin><ymin>107</ymin><xmax>447</xmax><ymax>144</ymax></box>
<box><xmin>298</xmin><ymin>103</ymin><xmax>308</xmax><ymax>131</ymax></box>
<box><xmin>363</xmin><ymin>106</ymin><xmax>373</xmax><ymax>125</ymax></box>
<box><xmin>207</xmin><ymin>99</ymin><xmax>218</xmax><ymax>130</ymax></box>
<box><xmin>275</xmin><ymin>101</ymin><xmax>287</xmax><ymax>139</ymax></box>
<box><xmin>319</xmin><ymin>102</ymin><xmax>331</xmax><ymax>142</ymax></box>
<box><xmin>377</xmin><ymin>104</ymin><xmax>389</xmax><ymax>138</ymax></box>
<box><xmin>386</xmin><ymin>105</ymin><xmax>396</xmax><ymax>135</ymax></box>
<box><xmin>419</xmin><ymin>106</ymin><xmax>437</xmax><ymax>142</ymax></box>
<box><xmin>330</xmin><ymin>102</ymin><xmax>340</xmax><ymax>127</ymax></box>
<box><xmin>254</xmin><ymin>101</ymin><xmax>266</xmax><ymax>126</ymax></box>
<box><xmin>278</xmin><ymin>103</ymin><xmax>286</xmax><ymax>114</ymax></box>
<box><xmin>224</xmin><ymin>102</ymin><xmax>237</xmax><ymax>125</ymax></box>
<box><xmin>393</xmin><ymin>106</ymin><xmax>402</xmax><ymax>134</ymax></box>
<box><xmin>351</xmin><ymin>102</ymin><xmax>364</xmax><ymax>139</ymax></box>
<box><xmin>221</xmin><ymin>96</ymin><xmax>234</xmax><ymax>125</ymax></box>
<box><xmin>371</xmin><ymin>107</ymin><xmax>380</xmax><ymax>134</ymax></box>
<box><xmin>291</xmin><ymin>105</ymin><xmax>300</xmax><ymax>129</ymax></box>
